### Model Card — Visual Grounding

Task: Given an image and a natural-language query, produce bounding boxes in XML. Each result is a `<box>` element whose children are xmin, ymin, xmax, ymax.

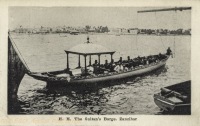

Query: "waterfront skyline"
<box><xmin>9</xmin><ymin>7</ymin><xmax>191</xmax><ymax>30</ymax></box>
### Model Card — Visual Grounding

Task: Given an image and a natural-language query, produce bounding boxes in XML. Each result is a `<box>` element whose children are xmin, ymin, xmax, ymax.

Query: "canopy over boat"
<box><xmin>64</xmin><ymin>37</ymin><xmax>115</xmax><ymax>75</ymax></box>
<box><xmin>65</xmin><ymin>37</ymin><xmax>115</xmax><ymax>55</ymax></box>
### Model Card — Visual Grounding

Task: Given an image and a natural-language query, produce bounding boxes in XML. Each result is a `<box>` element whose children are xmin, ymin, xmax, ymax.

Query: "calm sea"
<box><xmin>11</xmin><ymin>33</ymin><xmax>190</xmax><ymax>114</ymax></box>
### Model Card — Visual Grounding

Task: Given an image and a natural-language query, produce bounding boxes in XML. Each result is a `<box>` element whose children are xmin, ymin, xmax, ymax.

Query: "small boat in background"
<box><xmin>154</xmin><ymin>80</ymin><xmax>191</xmax><ymax>114</ymax></box>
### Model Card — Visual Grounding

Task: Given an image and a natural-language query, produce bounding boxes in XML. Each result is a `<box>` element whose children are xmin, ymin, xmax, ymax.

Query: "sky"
<box><xmin>9</xmin><ymin>7</ymin><xmax>191</xmax><ymax>30</ymax></box>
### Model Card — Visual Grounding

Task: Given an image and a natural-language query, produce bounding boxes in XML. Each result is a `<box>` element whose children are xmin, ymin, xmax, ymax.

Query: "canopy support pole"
<box><xmin>111</xmin><ymin>53</ymin><xmax>113</xmax><ymax>63</ymax></box>
<box><xmin>78</xmin><ymin>54</ymin><xmax>81</xmax><ymax>68</ymax></box>
<box><xmin>66</xmin><ymin>52</ymin><xmax>69</xmax><ymax>71</ymax></box>
<box><xmin>89</xmin><ymin>55</ymin><xmax>91</xmax><ymax>66</ymax></box>
<box><xmin>84</xmin><ymin>55</ymin><xmax>87</xmax><ymax>76</ymax></box>
<box><xmin>98</xmin><ymin>54</ymin><xmax>101</xmax><ymax>68</ymax></box>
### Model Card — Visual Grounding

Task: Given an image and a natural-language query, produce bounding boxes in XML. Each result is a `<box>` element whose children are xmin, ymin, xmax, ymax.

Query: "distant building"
<box><xmin>109</xmin><ymin>28</ymin><xmax>128</xmax><ymax>34</ymax></box>
<box><xmin>32</xmin><ymin>28</ymin><xmax>40</xmax><ymax>34</ymax></box>
<box><xmin>39</xmin><ymin>27</ymin><xmax>51</xmax><ymax>34</ymax></box>
<box><xmin>51</xmin><ymin>27</ymin><xmax>58</xmax><ymax>33</ymax></box>
<box><xmin>128</xmin><ymin>28</ymin><xmax>138</xmax><ymax>34</ymax></box>
<box><xmin>54</xmin><ymin>27</ymin><xmax>63</xmax><ymax>33</ymax></box>
<box><xmin>176</xmin><ymin>29</ymin><xmax>183</xmax><ymax>35</ymax></box>
<box><xmin>151</xmin><ymin>29</ymin><xmax>156</xmax><ymax>34</ymax></box>
<box><xmin>69</xmin><ymin>30</ymin><xmax>79</xmax><ymax>35</ymax></box>
<box><xmin>139</xmin><ymin>29</ymin><xmax>146</xmax><ymax>34</ymax></box>
<box><xmin>188</xmin><ymin>29</ymin><xmax>191</xmax><ymax>35</ymax></box>
<box><xmin>183</xmin><ymin>29</ymin><xmax>191</xmax><ymax>35</ymax></box>
<box><xmin>87</xmin><ymin>27</ymin><xmax>96</xmax><ymax>32</ymax></box>
<box><xmin>121</xmin><ymin>28</ymin><xmax>128</xmax><ymax>34</ymax></box>
<box><xmin>14</xmin><ymin>27</ymin><xmax>33</xmax><ymax>34</ymax></box>
<box><xmin>76</xmin><ymin>27</ymin><xmax>87</xmax><ymax>33</ymax></box>
<box><xmin>109</xmin><ymin>28</ymin><xmax>121</xmax><ymax>34</ymax></box>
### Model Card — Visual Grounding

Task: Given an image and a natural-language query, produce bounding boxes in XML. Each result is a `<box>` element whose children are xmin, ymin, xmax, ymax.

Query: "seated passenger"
<box><xmin>125</xmin><ymin>61</ymin><xmax>132</xmax><ymax>68</ymax></box>
<box><xmin>87</xmin><ymin>66</ymin><xmax>94</xmax><ymax>74</ymax></box>
<box><xmin>140</xmin><ymin>59</ymin><xmax>145</xmax><ymax>66</ymax></box>
<box><xmin>146</xmin><ymin>60</ymin><xmax>149</xmax><ymax>65</ymax></box>
<box><xmin>93</xmin><ymin>60</ymin><xmax>99</xmax><ymax>74</ymax></box>
<box><xmin>136</xmin><ymin>56</ymin><xmax>142</xmax><ymax>65</ymax></box>
<box><xmin>132</xmin><ymin>59</ymin><xmax>138</xmax><ymax>67</ymax></box>
<box><xmin>104</xmin><ymin>60</ymin><xmax>110</xmax><ymax>69</ymax></box>
<box><xmin>118</xmin><ymin>57</ymin><xmax>123</xmax><ymax>64</ymax></box>
<box><xmin>143</xmin><ymin>57</ymin><xmax>148</xmax><ymax>65</ymax></box>
<box><xmin>147</xmin><ymin>56</ymin><xmax>153</xmax><ymax>64</ymax></box>
<box><xmin>123</xmin><ymin>56</ymin><xmax>130</xmax><ymax>63</ymax></box>
<box><xmin>93</xmin><ymin>60</ymin><xmax>98</xmax><ymax>66</ymax></box>
<box><xmin>109</xmin><ymin>59</ymin><xmax>116</xmax><ymax>72</ymax></box>
<box><xmin>127</xmin><ymin>59</ymin><xmax>133</xmax><ymax>67</ymax></box>
<box><xmin>81</xmin><ymin>67</ymin><xmax>88</xmax><ymax>75</ymax></box>
<box><xmin>124</xmin><ymin>66</ymin><xmax>129</xmax><ymax>71</ymax></box>
<box><xmin>93</xmin><ymin>65</ymin><xmax>99</xmax><ymax>74</ymax></box>
<box><xmin>127</xmin><ymin>56</ymin><xmax>130</xmax><ymax>61</ymax></box>
<box><xmin>114</xmin><ymin>64</ymin><xmax>123</xmax><ymax>72</ymax></box>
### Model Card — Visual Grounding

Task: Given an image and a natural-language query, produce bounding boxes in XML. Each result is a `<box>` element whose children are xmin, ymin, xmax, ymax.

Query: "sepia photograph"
<box><xmin>8</xmin><ymin>6</ymin><xmax>191</xmax><ymax>115</ymax></box>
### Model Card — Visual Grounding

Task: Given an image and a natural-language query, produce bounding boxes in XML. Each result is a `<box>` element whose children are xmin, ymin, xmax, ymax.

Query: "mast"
<box><xmin>137</xmin><ymin>7</ymin><xmax>191</xmax><ymax>13</ymax></box>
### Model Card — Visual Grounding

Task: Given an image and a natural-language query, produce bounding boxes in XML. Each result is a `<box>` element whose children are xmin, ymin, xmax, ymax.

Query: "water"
<box><xmin>11</xmin><ymin>33</ymin><xmax>190</xmax><ymax>114</ymax></box>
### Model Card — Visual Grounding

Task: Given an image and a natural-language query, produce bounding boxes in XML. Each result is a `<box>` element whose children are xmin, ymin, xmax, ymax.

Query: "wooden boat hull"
<box><xmin>153</xmin><ymin>81</ymin><xmax>191</xmax><ymax>114</ymax></box>
<box><xmin>29</xmin><ymin>56</ymin><xmax>169</xmax><ymax>86</ymax></box>
<box><xmin>154</xmin><ymin>93</ymin><xmax>191</xmax><ymax>112</ymax></box>
<box><xmin>69</xmin><ymin>60</ymin><xmax>166</xmax><ymax>84</ymax></box>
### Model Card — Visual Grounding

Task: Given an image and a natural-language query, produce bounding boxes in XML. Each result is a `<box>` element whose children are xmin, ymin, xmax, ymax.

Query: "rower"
<box><xmin>166</xmin><ymin>47</ymin><xmax>172</xmax><ymax>56</ymax></box>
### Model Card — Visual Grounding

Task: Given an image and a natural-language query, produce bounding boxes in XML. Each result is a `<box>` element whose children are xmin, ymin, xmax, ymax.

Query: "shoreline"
<box><xmin>10</xmin><ymin>32</ymin><xmax>191</xmax><ymax>36</ymax></box>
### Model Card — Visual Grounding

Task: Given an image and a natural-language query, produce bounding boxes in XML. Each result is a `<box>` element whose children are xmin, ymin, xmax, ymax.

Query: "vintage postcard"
<box><xmin>0</xmin><ymin>0</ymin><xmax>200</xmax><ymax>126</ymax></box>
